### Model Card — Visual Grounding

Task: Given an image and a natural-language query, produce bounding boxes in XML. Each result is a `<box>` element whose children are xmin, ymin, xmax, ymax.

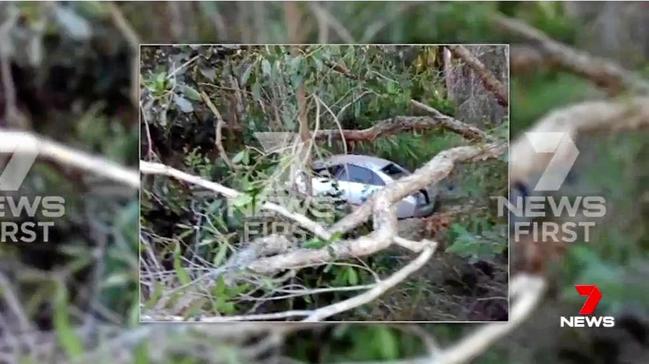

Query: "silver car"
<box><xmin>311</xmin><ymin>154</ymin><xmax>437</xmax><ymax>218</ymax></box>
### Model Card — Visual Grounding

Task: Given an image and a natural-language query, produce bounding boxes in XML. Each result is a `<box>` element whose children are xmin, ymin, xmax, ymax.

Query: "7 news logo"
<box><xmin>560</xmin><ymin>284</ymin><xmax>615</xmax><ymax>328</ymax></box>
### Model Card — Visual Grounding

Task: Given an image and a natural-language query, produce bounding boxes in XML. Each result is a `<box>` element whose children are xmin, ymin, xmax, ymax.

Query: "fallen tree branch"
<box><xmin>510</xmin><ymin>96</ymin><xmax>649</xmax><ymax>184</ymax></box>
<box><xmin>447</xmin><ymin>45</ymin><xmax>508</xmax><ymax>107</ymax></box>
<box><xmin>143</xmin><ymin>240</ymin><xmax>437</xmax><ymax>322</ymax></box>
<box><xmin>410</xmin><ymin>100</ymin><xmax>490</xmax><ymax>139</ymax></box>
<box><xmin>0</xmin><ymin>130</ymin><xmax>139</xmax><ymax>188</ymax></box>
<box><xmin>314</xmin><ymin>113</ymin><xmax>487</xmax><ymax>143</ymax></box>
<box><xmin>331</xmin><ymin>142</ymin><xmax>505</xmax><ymax>236</ymax></box>
<box><xmin>493</xmin><ymin>13</ymin><xmax>649</xmax><ymax>95</ymax></box>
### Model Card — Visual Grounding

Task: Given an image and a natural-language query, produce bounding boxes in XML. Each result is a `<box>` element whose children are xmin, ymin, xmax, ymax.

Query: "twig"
<box><xmin>199</xmin><ymin>90</ymin><xmax>236</xmax><ymax>170</ymax></box>
<box><xmin>447</xmin><ymin>45</ymin><xmax>508</xmax><ymax>107</ymax></box>
<box><xmin>142</xmin><ymin>310</ymin><xmax>313</xmax><ymax>322</ymax></box>
<box><xmin>361</xmin><ymin>3</ymin><xmax>418</xmax><ymax>42</ymax></box>
<box><xmin>167</xmin><ymin>55</ymin><xmax>200</xmax><ymax>80</ymax></box>
<box><xmin>0</xmin><ymin>130</ymin><xmax>139</xmax><ymax>188</ymax></box>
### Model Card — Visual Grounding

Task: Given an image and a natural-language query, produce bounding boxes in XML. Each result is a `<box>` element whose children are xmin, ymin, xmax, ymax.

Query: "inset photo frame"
<box><xmin>138</xmin><ymin>44</ymin><xmax>509</xmax><ymax>322</ymax></box>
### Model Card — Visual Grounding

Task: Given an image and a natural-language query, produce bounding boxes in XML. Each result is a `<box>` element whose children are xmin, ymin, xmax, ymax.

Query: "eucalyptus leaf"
<box><xmin>181</xmin><ymin>85</ymin><xmax>202</xmax><ymax>101</ymax></box>
<box><xmin>240</xmin><ymin>61</ymin><xmax>256</xmax><ymax>86</ymax></box>
<box><xmin>261</xmin><ymin>59</ymin><xmax>272</xmax><ymax>77</ymax></box>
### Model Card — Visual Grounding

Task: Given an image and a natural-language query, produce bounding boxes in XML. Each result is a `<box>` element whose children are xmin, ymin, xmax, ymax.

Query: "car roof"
<box><xmin>314</xmin><ymin>154</ymin><xmax>395</xmax><ymax>171</ymax></box>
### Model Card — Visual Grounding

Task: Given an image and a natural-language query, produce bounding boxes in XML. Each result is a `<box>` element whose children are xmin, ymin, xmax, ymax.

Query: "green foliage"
<box><xmin>54</xmin><ymin>284</ymin><xmax>84</xmax><ymax>360</ymax></box>
<box><xmin>511</xmin><ymin>72</ymin><xmax>595</xmax><ymax>137</ymax></box>
<box><xmin>144</xmin><ymin>72</ymin><xmax>172</xmax><ymax>98</ymax></box>
<box><xmin>289</xmin><ymin>325</ymin><xmax>424</xmax><ymax>362</ymax></box>
<box><xmin>446</xmin><ymin>223</ymin><xmax>507</xmax><ymax>262</ymax></box>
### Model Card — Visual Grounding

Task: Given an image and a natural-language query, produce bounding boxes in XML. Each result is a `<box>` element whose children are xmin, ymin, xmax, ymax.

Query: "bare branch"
<box><xmin>313</xmin><ymin>114</ymin><xmax>486</xmax><ymax>143</ymax></box>
<box><xmin>447</xmin><ymin>45</ymin><xmax>508</xmax><ymax>107</ymax></box>
<box><xmin>410</xmin><ymin>100</ymin><xmax>490</xmax><ymax>140</ymax></box>
<box><xmin>493</xmin><ymin>13</ymin><xmax>649</xmax><ymax>95</ymax></box>
<box><xmin>199</xmin><ymin>90</ymin><xmax>236</xmax><ymax>170</ymax></box>
<box><xmin>143</xmin><ymin>240</ymin><xmax>437</xmax><ymax>322</ymax></box>
<box><xmin>0</xmin><ymin>130</ymin><xmax>139</xmax><ymax>188</ymax></box>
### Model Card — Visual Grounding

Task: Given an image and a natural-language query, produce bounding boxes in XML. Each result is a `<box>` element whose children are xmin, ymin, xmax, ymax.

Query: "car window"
<box><xmin>337</xmin><ymin>164</ymin><xmax>385</xmax><ymax>186</ymax></box>
<box><xmin>381</xmin><ymin>163</ymin><xmax>408</xmax><ymax>179</ymax></box>
<box><xmin>314</xmin><ymin>165</ymin><xmax>342</xmax><ymax>178</ymax></box>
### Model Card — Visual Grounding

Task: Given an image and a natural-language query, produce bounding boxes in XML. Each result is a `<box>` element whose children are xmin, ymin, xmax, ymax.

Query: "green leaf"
<box><xmin>231</xmin><ymin>150</ymin><xmax>248</xmax><ymax>164</ymax></box>
<box><xmin>173</xmin><ymin>244</ymin><xmax>191</xmax><ymax>286</ymax></box>
<box><xmin>199</xmin><ymin>66</ymin><xmax>216</xmax><ymax>81</ymax></box>
<box><xmin>181</xmin><ymin>85</ymin><xmax>202</xmax><ymax>101</ymax></box>
<box><xmin>213</xmin><ymin>243</ymin><xmax>229</xmax><ymax>266</ymax></box>
<box><xmin>145</xmin><ymin>282</ymin><xmax>164</xmax><ymax>309</ymax></box>
<box><xmin>303</xmin><ymin>237</ymin><xmax>325</xmax><ymax>249</ymax></box>
<box><xmin>213</xmin><ymin>276</ymin><xmax>227</xmax><ymax>297</ymax></box>
<box><xmin>240</xmin><ymin>61</ymin><xmax>256</xmax><ymax>86</ymax></box>
<box><xmin>134</xmin><ymin>342</ymin><xmax>150</xmax><ymax>364</ymax></box>
<box><xmin>232</xmin><ymin>193</ymin><xmax>253</xmax><ymax>208</ymax></box>
<box><xmin>376</xmin><ymin>327</ymin><xmax>399</xmax><ymax>360</ymax></box>
<box><xmin>261</xmin><ymin>59</ymin><xmax>272</xmax><ymax>77</ymax></box>
<box><xmin>347</xmin><ymin>267</ymin><xmax>359</xmax><ymax>285</ymax></box>
<box><xmin>54</xmin><ymin>285</ymin><xmax>84</xmax><ymax>360</ymax></box>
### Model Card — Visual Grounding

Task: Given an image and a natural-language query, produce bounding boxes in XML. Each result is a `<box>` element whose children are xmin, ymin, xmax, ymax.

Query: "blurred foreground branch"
<box><xmin>510</xmin><ymin>96</ymin><xmax>649</xmax><ymax>184</ymax></box>
<box><xmin>494</xmin><ymin>13</ymin><xmax>649</xmax><ymax>95</ymax></box>
<box><xmin>0</xmin><ymin>130</ymin><xmax>139</xmax><ymax>188</ymax></box>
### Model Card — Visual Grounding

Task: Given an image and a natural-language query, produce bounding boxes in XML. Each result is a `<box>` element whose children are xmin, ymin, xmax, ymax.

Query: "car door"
<box><xmin>336</xmin><ymin>164</ymin><xmax>385</xmax><ymax>205</ymax></box>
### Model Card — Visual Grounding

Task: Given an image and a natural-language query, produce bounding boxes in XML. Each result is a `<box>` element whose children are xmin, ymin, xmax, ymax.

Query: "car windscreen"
<box><xmin>380</xmin><ymin>163</ymin><xmax>408</xmax><ymax>179</ymax></box>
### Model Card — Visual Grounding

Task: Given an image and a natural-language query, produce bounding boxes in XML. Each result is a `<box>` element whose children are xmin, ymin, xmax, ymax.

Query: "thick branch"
<box><xmin>314</xmin><ymin>112</ymin><xmax>487</xmax><ymax>143</ymax></box>
<box><xmin>493</xmin><ymin>14</ymin><xmax>649</xmax><ymax>95</ymax></box>
<box><xmin>511</xmin><ymin>96</ymin><xmax>649</xmax><ymax>184</ymax></box>
<box><xmin>0</xmin><ymin>130</ymin><xmax>139</xmax><ymax>188</ymax></box>
<box><xmin>447</xmin><ymin>45</ymin><xmax>508</xmax><ymax>107</ymax></box>
<box><xmin>331</xmin><ymin>142</ymin><xmax>505</xmax><ymax>235</ymax></box>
